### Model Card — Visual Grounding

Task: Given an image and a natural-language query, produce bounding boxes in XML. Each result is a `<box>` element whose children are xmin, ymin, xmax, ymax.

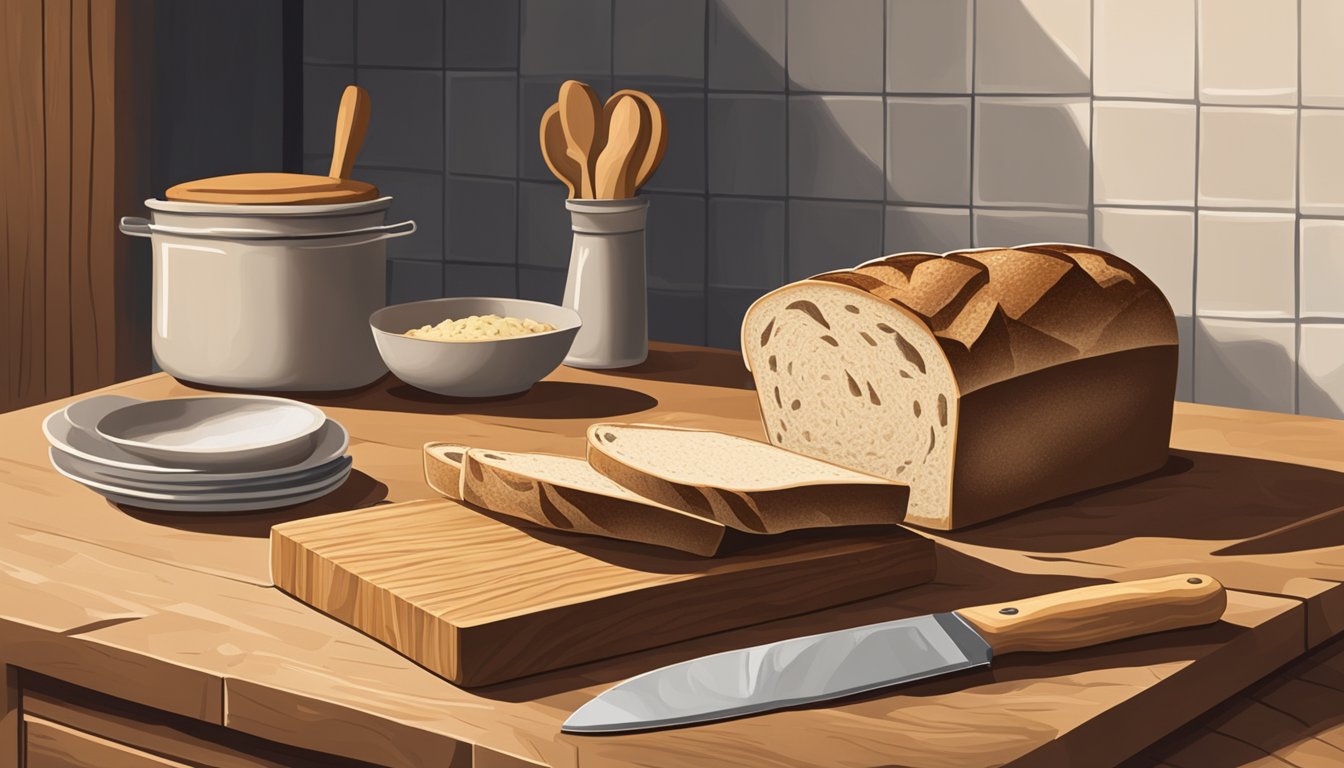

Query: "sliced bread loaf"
<box><xmin>740</xmin><ymin>243</ymin><xmax>1178</xmax><ymax>531</ymax></box>
<box><xmin>423</xmin><ymin>442</ymin><xmax>726</xmax><ymax>556</ymax></box>
<box><xmin>585</xmin><ymin>423</ymin><xmax>909</xmax><ymax>533</ymax></box>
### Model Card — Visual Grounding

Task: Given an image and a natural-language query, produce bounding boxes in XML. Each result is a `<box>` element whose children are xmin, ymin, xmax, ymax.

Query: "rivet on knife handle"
<box><xmin>954</xmin><ymin>573</ymin><xmax>1227</xmax><ymax>655</ymax></box>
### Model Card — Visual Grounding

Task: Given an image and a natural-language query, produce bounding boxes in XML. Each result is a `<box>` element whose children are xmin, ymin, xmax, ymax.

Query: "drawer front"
<box><xmin>25</xmin><ymin>716</ymin><xmax>187</xmax><ymax>768</ymax></box>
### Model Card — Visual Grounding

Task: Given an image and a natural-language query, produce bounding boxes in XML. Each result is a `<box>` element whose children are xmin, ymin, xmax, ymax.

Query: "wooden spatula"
<box><xmin>558</xmin><ymin>81</ymin><xmax>602</xmax><ymax>199</ymax></box>
<box><xmin>594</xmin><ymin>96</ymin><xmax>645</xmax><ymax>199</ymax></box>
<box><xmin>613</xmin><ymin>89</ymin><xmax>667</xmax><ymax>194</ymax></box>
<box><xmin>539</xmin><ymin>103</ymin><xmax>582</xmax><ymax>198</ymax></box>
<box><xmin>166</xmin><ymin>85</ymin><xmax>378</xmax><ymax>205</ymax></box>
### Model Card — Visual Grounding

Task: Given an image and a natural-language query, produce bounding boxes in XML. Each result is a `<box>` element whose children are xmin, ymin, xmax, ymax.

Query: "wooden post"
<box><xmin>0</xmin><ymin>0</ymin><xmax>153</xmax><ymax>414</ymax></box>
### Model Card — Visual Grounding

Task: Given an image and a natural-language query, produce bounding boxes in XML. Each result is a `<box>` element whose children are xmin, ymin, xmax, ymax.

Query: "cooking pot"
<box><xmin>120</xmin><ymin>196</ymin><xmax>415</xmax><ymax>391</ymax></box>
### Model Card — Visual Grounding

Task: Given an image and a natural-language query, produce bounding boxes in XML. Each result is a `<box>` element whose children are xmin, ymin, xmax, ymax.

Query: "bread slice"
<box><xmin>423</xmin><ymin>442</ymin><xmax>726</xmax><ymax>556</ymax></box>
<box><xmin>584</xmin><ymin>424</ymin><xmax>909</xmax><ymax>534</ymax></box>
<box><xmin>741</xmin><ymin>243</ymin><xmax>1178</xmax><ymax>531</ymax></box>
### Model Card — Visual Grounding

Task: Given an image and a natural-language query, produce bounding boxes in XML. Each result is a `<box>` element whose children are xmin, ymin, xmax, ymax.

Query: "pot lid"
<box><xmin>165</xmin><ymin>85</ymin><xmax>377</xmax><ymax>205</ymax></box>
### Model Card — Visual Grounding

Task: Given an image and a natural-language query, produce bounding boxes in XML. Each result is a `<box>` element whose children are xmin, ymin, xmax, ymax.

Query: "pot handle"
<box><xmin>119</xmin><ymin>217</ymin><xmax>154</xmax><ymax>238</ymax></box>
<box><xmin>122</xmin><ymin>219</ymin><xmax>418</xmax><ymax>242</ymax></box>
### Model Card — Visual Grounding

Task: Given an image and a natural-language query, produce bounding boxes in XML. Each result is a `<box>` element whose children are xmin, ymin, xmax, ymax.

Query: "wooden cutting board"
<box><xmin>270</xmin><ymin>499</ymin><xmax>935</xmax><ymax>687</ymax></box>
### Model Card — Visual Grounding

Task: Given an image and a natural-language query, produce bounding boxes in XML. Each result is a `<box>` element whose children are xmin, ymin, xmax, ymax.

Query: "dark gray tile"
<box><xmin>614</xmin><ymin>0</ymin><xmax>706</xmax><ymax>83</ymax></box>
<box><xmin>789</xmin><ymin>95</ymin><xmax>885</xmax><ymax>200</ymax></box>
<box><xmin>788</xmin><ymin>0</ymin><xmax>884</xmax><ymax>92</ymax></box>
<box><xmin>708</xmin><ymin>286</ymin><xmax>769</xmax><ymax>349</ymax></box>
<box><xmin>971</xmin><ymin>209</ymin><xmax>1089</xmax><ymax>247</ymax></box>
<box><xmin>446</xmin><ymin>263</ymin><xmax>518</xmax><ymax>297</ymax></box>
<box><xmin>304</xmin><ymin>0</ymin><xmax>354</xmax><ymax>65</ymax></box>
<box><xmin>388</xmin><ymin>259</ymin><xmax>445</xmax><ymax>304</ymax></box>
<box><xmin>518</xmin><ymin>181</ymin><xmax>573</xmax><ymax>268</ymax></box>
<box><xmin>520</xmin><ymin>0</ymin><xmax>612</xmax><ymax>76</ymax></box>
<box><xmin>787</xmin><ymin>199</ymin><xmax>884</xmax><ymax>279</ymax></box>
<box><xmin>302</xmin><ymin>155</ymin><xmax>329</xmax><ymax>175</ymax></box>
<box><xmin>447</xmin><ymin>176</ymin><xmax>517</xmax><ymax>264</ymax></box>
<box><xmin>446</xmin><ymin>0</ymin><xmax>520</xmax><ymax>69</ymax></box>
<box><xmin>356</xmin><ymin>69</ymin><xmax>445</xmax><ymax>170</ymax></box>
<box><xmin>518</xmin><ymin>266</ymin><xmax>568</xmax><ymax>303</ymax></box>
<box><xmin>709</xmin><ymin>197</ymin><xmax>785</xmax><ymax>288</ymax></box>
<box><xmin>632</xmin><ymin>89</ymin><xmax>706</xmax><ymax>193</ymax></box>
<box><xmin>709</xmin><ymin>0</ymin><xmax>785</xmax><ymax>91</ymax></box>
<box><xmin>886</xmin><ymin>97</ymin><xmax>971</xmax><ymax>205</ymax></box>
<box><xmin>645</xmin><ymin>193</ymin><xmax>707</xmax><ymax>292</ymax></box>
<box><xmin>359</xmin><ymin>169</ymin><xmax>445</xmax><ymax>261</ymax></box>
<box><xmin>519</xmin><ymin>76</ymin><xmax>613</xmax><ymax>181</ymax></box>
<box><xmin>708</xmin><ymin>94</ymin><xmax>785</xmax><ymax>196</ymax></box>
<box><xmin>884</xmin><ymin>205</ymin><xmax>971</xmax><ymax>254</ymax></box>
<box><xmin>303</xmin><ymin>65</ymin><xmax>355</xmax><ymax>156</ymax></box>
<box><xmin>649</xmin><ymin>290</ymin><xmax>707</xmax><ymax>345</ymax></box>
<box><xmin>357</xmin><ymin>0</ymin><xmax>443</xmax><ymax>68</ymax></box>
<box><xmin>446</xmin><ymin>72</ymin><xmax>518</xmax><ymax>177</ymax></box>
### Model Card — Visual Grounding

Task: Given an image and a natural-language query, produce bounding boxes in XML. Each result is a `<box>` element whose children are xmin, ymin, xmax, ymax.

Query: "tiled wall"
<box><xmin>303</xmin><ymin>0</ymin><xmax>1344</xmax><ymax>418</ymax></box>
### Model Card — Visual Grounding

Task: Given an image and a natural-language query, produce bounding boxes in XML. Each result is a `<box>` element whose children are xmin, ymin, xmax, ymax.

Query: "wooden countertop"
<box><xmin>1</xmin><ymin>342</ymin><xmax>1342</xmax><ymax>767</ymax></box>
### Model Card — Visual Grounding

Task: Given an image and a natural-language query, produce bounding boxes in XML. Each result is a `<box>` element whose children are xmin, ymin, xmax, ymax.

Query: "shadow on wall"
<box><xmin>716</xmin><ymin>0</ymin><xmax>1092</xmax><ymax>278</ymax></box>
<box><xmin>1197</xmin><ymin>332</ymin><xmax>1325</xmax><ymax>415</ymax></box>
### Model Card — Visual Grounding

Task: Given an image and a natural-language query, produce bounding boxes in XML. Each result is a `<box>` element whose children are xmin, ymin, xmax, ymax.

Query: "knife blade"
<box><xmin>563</xmin><ymin>573</ymin><xmax>1227</xmax><ymax>733</ymax></box>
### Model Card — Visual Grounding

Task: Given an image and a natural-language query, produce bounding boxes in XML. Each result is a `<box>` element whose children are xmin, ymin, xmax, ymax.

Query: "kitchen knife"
<box><xmin>563</xmin><ymin>573</ymin><xmax>1227</xmax><ymax>734</ymax></box>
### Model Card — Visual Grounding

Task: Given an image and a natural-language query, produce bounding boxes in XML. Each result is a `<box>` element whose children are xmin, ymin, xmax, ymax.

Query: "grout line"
<box><xmin>1191</xmin><ymin>0</ymin><xmax>1200</xmax><ymax>403</ymax></box>
<box><xmin>969</xmin><ymin>0</ymin><xmax>978</xmax><ymax>246</ymax></box>
<box><xmin>881</xmin><ymin>0</ymin><xmax>888</xmax><ymax>254</ymax></box>
<box><xmin>784</xmin><ymin>0</ymin><xmax>792</xmax><ymax>280</ymax></box>
<box><xmin>1294</xmin><ymin>0</ymin><xmax>1303</xmax><ymax>414</ymax></box>
<box><xmin>1087</xmin><ymin>0</ymin><xmax>1095</xmax><ymax>247</ymax></box>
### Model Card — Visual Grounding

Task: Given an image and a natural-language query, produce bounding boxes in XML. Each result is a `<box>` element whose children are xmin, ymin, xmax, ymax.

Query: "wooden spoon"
<box><xmin>558</xmin><ymin>81</ymin><xmax>602</xmax><ymax>199</ymax></box>
<box><xmin>166</xmin><ymin>85</ymin><xmax>377</xmax><ymax>204</ymax></box>
<box><xmin>612</xmin><ymin>89</ymin><xmax>667</xmax><ymax>193</ymax></box>
<box><xmin>539</xmin><ymin>103</ymin><xmax>581</xmax><ymax>198</ymax></box>
<box><xmin>600</xmin><ymin>93</ymin><xmax>652</xmax><ymax>198</ymax></box>
<box><xmin>594</xmin><ymin>96</ymin><xmax>645</xmax><ymax>199</ymax></box>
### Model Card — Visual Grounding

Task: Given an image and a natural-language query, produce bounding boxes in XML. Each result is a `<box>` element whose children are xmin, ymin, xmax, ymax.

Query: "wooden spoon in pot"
<box><xmin>166</xmin><ymin>85</ymin><xmax>378</xmax><ymax>205</ymax></box>
<box><xmin>540</xmin><ymin>103</ymin><xmax>582</xmax><ymax>198</ymax></box>
<box><xmin>558</xmin><ymin>81</ymin><xmax>603</xmax><ymax>199</ymax></box>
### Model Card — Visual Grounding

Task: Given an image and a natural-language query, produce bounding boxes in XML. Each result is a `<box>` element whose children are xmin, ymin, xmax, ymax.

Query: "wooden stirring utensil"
<box><xmin>166</xmin><ymin>85</ymin><xmax>378</xmax><ymax>205</ymax></box>
<box><xmin>613</xmin><ymin>89</ymin><xmax>667</xmax><ymax>194</ymax></box>
<box><xmin>558</xmin><ymin>81</ymin><xmax>602</xmax><ymax>199</ymax></box>
<box><xmin>540</xmin><ymin>103</ymin><xmax>582</xmax><ymax>198</ymax></box>
<box><xmin>594</xmin><ymin>96</ymin><xmax>645</xmax><ymax>199</ymax></box>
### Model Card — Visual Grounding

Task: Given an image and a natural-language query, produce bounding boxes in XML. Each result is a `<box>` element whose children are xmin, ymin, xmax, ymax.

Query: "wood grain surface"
<box><xmin>25</xmin><ymin>716</ymin><xmax>189</xmax><ymax>768</ymax></box>
<box><xmin>271</xmin><ymin>498</ymin><xmax>935</xmax><ymax>686</ymax></box>
<box><xmin>0</xmin><ymin>343</ymin><xmax>1340</xmax><ymax>767</ymax></box>
<box><xmin>1</xmin><ymin>0</ymin><xmax>150</xmax><ymax>414</ymax></box>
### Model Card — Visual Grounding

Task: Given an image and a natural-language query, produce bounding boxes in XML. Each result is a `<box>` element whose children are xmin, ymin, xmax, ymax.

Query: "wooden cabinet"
<box><xmin>17</xmin><ymin>672</ymin><xmax>374</xmax><ymax>768</ymax></box>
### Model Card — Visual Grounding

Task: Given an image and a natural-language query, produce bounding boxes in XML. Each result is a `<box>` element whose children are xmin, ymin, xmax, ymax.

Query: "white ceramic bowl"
<box><xmin>370</xmin><ymin>297</ymin><xmax>582</xmax><ymax>398</ymax></box>
<box><xmin>94</xmin><ymin>395</ymin><xmax>328</xmax><ymax>470</ymax></box>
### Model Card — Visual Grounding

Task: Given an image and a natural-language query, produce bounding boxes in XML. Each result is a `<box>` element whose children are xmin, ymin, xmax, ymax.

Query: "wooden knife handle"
<box><xmin>955</xmin><ymin>573</ymin><xmax>1227</xmax><ymax>655</ymax></box>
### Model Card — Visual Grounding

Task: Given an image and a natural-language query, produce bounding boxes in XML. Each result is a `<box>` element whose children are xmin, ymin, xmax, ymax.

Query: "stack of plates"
<box><xmin>44</xmin><ymin>394</ymin><xmax>352</xmax><ymax>513</ymax></box>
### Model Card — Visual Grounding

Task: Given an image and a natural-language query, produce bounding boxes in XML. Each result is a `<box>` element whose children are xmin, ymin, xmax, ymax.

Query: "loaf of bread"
<box><xmin>740</xmin><ymin>243</ymin><xmax>1178</xmax><ymax>530</ymax></box>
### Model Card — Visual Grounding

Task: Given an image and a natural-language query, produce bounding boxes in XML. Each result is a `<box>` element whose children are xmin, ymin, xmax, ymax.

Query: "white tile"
<box><xmin>972</xmin><ymin>209</ymin><xmax>1089</xmax><ymax>248</ymax></box>
<box><xmin>1195</xmin><ymin>212</ymin><xmax>1296</xmax><ymax>319</ymax></box>
<box><xmin>975</xmin><ymin>0</ymin><xmax>1090</xmax><ymax>94</ymax></box>
<box><xmin>974</xmin><ymin>97</ymin><xmax>1090</xmax><ymax>209</ymax></box>
<box><xmin>1197</xmin><ymin>107</ymin><xmax>1297</xmax><ymax>209</ymax></box>
<box><xmin>1299</xmin><ymin>324</ymin><xmax>1344</xmax><ymax>418</ymax></box>
<box><xmin>788</xmin><ymin>0</ymin><xmax>884</xmax><ymax>92</ymax></box>
<box><xmin>1300</xmin><ymin>219</ymin><xmax>1344</xmax><ymax>319</ymax></box>
<box><xmin>885</xmin><ymin>206</ymin><xmax>972</xmax><ymax>253</ymax></box>
<box><xmin>886</xmin><ymin>0</ymin><xmax>971</xmax><ymax>93</ymax></box>
<box><xmin>1092</xmin><ymin>102</ymin><xmax>1196</xmax><ymax>206</ymax></box>
<box><xmin>1095</xmin><ymin>208</ymin><xmax>1195</xmax><ymax>316</ymax></box>
<box><xmin>886</xmin><ymin>97</ymin><xmax>971</xmax><ymax>205</ymax></box>
<box><xmin>1195</xmin><ymin>318</ymin><xmax>1296</xmax><ymax>413</ymax></box>
<box><xmin>1093</xmin><ymin>0</ymin><xmax>1195</xmax><ymax>99</ymax></box>
<box><xmin>1198</xmin><ymin>0</ymin><xmax>1297</xmax><ymax>106</ymax></box>
<box><xmin>1302</xmin><ymin>0</ymin><xmax>1344</xmax><ymax>107</ymax></box>
<box><xmin>789</xmin><ymin>96</ymin><xmax>886</xmax><ymax>200</ymax></box>
<box><xmin>1300</xmin><ymin>110</ymin><xmax>1344</xmax><ymax>216</ymax></box>
<box><xmin>1175</xmin><ymin>316</ymin><xmax>1195</xmax><ymax>403</ymax></box>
